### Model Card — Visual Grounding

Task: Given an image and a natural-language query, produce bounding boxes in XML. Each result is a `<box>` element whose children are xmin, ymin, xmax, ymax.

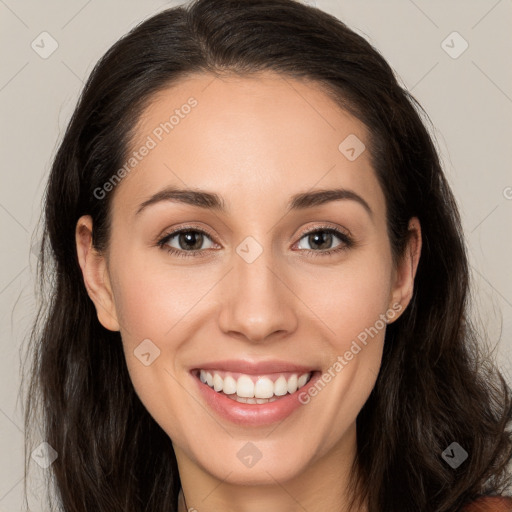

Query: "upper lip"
<box><xmin>191</xmin><ymin>359</ymin><xmax>319</xmax><ymax>375</ymax></box>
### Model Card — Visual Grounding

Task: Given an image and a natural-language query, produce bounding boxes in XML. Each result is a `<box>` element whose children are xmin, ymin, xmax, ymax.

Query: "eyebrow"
<box><xmin>135</xmin><ymin>186</ymin><xmax>373</xmax><ymax>218</ymax></box>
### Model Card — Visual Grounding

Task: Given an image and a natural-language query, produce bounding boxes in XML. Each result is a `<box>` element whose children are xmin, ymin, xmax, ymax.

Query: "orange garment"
<box><xmin>462</xmin><ymin>496</ymin><xmax>512</xmax><ymax>511</ymax></box>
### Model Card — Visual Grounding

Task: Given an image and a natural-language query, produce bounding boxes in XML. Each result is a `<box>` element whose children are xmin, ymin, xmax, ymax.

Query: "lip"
<box><xmin>190</xmin><ymin>358</ymin><xmax>318</xmax><ymax>375</ymax></box>
<box><xmin>190</xmin><ymin>365</ymin><xmax>322</xmax><ymax>427</ymax></box>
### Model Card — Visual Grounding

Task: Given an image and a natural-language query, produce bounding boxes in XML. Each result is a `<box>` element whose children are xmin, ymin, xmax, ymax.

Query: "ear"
<box><xmin>387</xmin><ymin>217</ymin><xmax>422</xmax><ymax>323</ymax></box>
<box><xmin>75</xmin><ymin>215</ymin><xmax>120</xmax><ymax>331</ymax></box>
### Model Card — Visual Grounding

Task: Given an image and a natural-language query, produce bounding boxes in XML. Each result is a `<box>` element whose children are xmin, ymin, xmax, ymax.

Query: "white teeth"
<box><xmin>254</xmin><ymin>377</ymin><xmax>274</xmax><ymax>398</ymax></box>
<box><xmin>222</xmin><ymin>375</ymin><xmax>237</xmax><ymax>395</ymax></box>
<box><xmin>198</xmin><ymin>369</ymin><xmax>313</xmax><ymax>401</ymax></box>
<box><xmin>237</xmin><ymin>375</ymin><xmax>255</xmax><ymax>398</ymax></box>
<box><xmin>297</xmin><ymin>374</ymin><xmax>308</xmax><ymax>388</ymax></box>
<box><xmin>226</xmin><ymin>394</ymin><xmax>279</xmax><ymax>404</ymax></box>
<box><xmin>273</xmin><ymin>376</ymin><xmax>288</xmax><ymax>396</ymax></box>
<box><xmin>287</xmin><ymin>374</ymin><xmax>298</xmax><ymax>394</ymax></box>
<box><xmin>213</xmin><ymin>373</ymin><xmax>223</xmax><ymax>392</ymax></box>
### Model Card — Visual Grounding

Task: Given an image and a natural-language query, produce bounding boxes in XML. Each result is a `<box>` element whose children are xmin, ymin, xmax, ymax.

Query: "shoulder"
<box><xmin>462</xmin><ymin>496</ymin><xmax>512</xmax><ymax>511</ymax></box>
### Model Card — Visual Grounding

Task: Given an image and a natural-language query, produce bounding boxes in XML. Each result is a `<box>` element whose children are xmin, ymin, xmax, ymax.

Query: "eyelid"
<box><xmin>295</xmin><ymin>222</ymin><xmax>352</xmax><ymax>240</ymax></box>
<box><xmin>155</xmin><ymin>222</ymin><xmax>218</xmax><ymax>245</ymax></box>
<box><xmin>156</xmin><ymin>222</ymin><xmax>354</xmax><ymax>257</ymax></box>
<box><xmin>292</xmin><ymin>223</ymin><xmax>354</xmax><ymax>256</ymax></box>
<box><xmin>157</xmin><ymin>223</ymin><xmax>350</xmax><ymax>245</ymax></box>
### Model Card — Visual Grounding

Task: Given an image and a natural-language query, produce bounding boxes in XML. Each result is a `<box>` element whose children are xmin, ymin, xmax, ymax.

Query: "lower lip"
<box><xmin>191</xmin><ymin>370</ymin><xmax>322</xmax><ymax>427</ymax></box>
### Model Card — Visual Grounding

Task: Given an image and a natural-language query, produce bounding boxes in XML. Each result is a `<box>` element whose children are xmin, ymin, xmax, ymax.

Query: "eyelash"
<box><xmin>156</xmin><ymin>224</ymin><xmax>354</xmax><ymax>259</ymax></box>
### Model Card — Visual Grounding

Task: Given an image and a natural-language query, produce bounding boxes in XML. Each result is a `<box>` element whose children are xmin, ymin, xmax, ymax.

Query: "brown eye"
<box><xmin>295</xmin><ymin>227</ymin><xmax>354</xmax><ymax>257</ymax></box>
<box><xmin>157</xmin><ymin>227</ymin><xmax>217</xmax><ymax>259</ymax></box>
<box><xmin>173</xmin><ymin>231</ymin><xmax>207</xmax><ymax>251</ymax></box>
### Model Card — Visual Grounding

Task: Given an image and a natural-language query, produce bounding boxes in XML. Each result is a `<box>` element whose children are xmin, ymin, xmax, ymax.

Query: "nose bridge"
<box><xmin>217</xmin><ymin>235</ymin><xmax>298</xmax><ymax>342</ymax></box>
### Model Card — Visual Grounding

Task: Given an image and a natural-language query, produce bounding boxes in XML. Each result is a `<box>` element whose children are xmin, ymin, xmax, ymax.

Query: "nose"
<box><xmin>217</xmin><ymin>242</ymin><xmax>299</xmax><ymax>344</ymax></box>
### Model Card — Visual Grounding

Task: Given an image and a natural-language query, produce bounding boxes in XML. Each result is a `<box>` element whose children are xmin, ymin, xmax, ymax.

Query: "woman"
<box><xmin>23</xmin><ymin>0</ymin><xmax>512</xmax><ymax>511</ymax></box>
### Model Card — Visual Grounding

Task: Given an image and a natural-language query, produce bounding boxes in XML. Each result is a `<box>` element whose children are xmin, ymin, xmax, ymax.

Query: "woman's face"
<box><xmin>77</xmin><ymin>72</ymin><xmax>420</xmax><ymax>493</ymax></box>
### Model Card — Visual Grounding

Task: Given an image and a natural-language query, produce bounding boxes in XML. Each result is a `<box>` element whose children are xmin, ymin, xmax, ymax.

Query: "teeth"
<box><xmin>198</xmin><ymin>369</ymin><xmax>313</xmax><ymax>400</ymax></box>
<box><xmin>223</xmin><ymin>375</ymin><xmax>237</xmax><ymax>395</ymax></box>
<box><xmin>213</xmin><ymin>373</ymin><xmax>223</xmax><ymax>392</ymax></box>
<box><xmin>274</xmin><ymin>376</ymin><xmax>288</xmax><ymax>396</ymax></box>
<box><xmin>226</xmin><ymin>394</ymin><xmax>279</xmax><ymax>404</ymax></box>
<box><xmin>297</xmin><ymin>373</ymin><xmax>309</xmax><ymax>388</ymax></box>
<box><xmin>226</xmin><ymin>393</ymin><xmax>279</xmax><ymax>404</ymax></box>
<box><xmin>237</xmin><ymin>375</ymin><xmax>254</xmax><ymax>398</ymax></box>
<box><xmin>287</xmin><ymin>374</ymin><xmax>298</xmax><ymax>394</ymax></box>
<box><xmin>254</xmin><ymin>377</ymin><xmax>274</xmax><ymax>398</ymax></box>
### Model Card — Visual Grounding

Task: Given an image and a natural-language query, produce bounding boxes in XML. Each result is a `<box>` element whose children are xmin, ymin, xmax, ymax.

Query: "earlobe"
<box><xmin>387</xmin><ymin>217</ymin><xmax>422</xmax><ymax>322</ymax></box>
<box><xmin>75</xmin><ymin>215</ymin><xmax>120</xmax><ymax>331</ymax></box>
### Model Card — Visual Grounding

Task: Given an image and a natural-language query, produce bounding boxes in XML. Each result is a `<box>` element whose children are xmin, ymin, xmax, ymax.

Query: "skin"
<box><xmin>76</xmin><ymin>72</ymin><xmax>421</xmax><ymax>512</ymax></box>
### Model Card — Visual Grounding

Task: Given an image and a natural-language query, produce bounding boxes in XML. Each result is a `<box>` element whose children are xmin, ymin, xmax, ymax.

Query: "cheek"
<box><xmin>109</xmin><ymin>251</ymin><xmax>224</xmax><ymax>418</ymax></box>
<box><xmin>111</xmin><ymin>248</ymin><xmax>207</xmax><ymax>341</ymax></box>
<box><xmin>111</xmin><ymin>254</ymin><xmax>195</xmax><ymax>437</ymax></box>
<box><xmin>295</xmin><ymin>258</ymin><xmax>392</xmax><ymax>450</ymax></box>
<box><xmin>297</xmin><ymin>254</ymin><xmax>393</xmax><ymax>348</ymax></box>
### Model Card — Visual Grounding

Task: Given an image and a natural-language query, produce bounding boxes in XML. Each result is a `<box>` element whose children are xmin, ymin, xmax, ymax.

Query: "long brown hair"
<box><xmin>22</xmin><ymin>0</ymin><xmax>512</xmax><ymax>510</ymax></box>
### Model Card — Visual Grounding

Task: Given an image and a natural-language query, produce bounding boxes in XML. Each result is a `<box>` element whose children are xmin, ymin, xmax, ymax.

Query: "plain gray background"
<box><xmin>1</xmin><ymin>0</ymin><xmax>511</xmax><ymax>510</ymax></box>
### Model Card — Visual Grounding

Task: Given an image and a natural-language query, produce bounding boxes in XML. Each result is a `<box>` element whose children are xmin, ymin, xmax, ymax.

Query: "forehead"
<box><xmin>112</xmin><ymin>71</ymin><xmax>385</xmax><ymax>219</ymax></box>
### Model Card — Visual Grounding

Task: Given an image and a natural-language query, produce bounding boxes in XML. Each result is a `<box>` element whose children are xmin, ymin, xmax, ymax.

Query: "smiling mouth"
<box><xmin>192</xmin><ymin>368</ymin><xmax>318</xmax><ymax>404</ymax></box>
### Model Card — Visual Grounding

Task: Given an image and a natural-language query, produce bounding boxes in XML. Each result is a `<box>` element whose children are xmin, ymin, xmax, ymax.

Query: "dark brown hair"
<box><xmin>22</xmin><ymin>0</ymin><xmax>512</xmax><ymax>511</ymax></box>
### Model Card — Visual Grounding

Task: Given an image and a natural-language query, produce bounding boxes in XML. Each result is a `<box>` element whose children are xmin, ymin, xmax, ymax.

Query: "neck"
<box><xmin>175</xmin><ymin>422</ymin><xmax>367</xmax><ymax>512</ymax></box>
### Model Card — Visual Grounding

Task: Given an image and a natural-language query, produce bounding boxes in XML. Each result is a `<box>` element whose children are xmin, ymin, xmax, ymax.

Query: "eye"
<box><xmin>157</xmin><ymin>226</ymin><xmax>217</xmax><ymax>258</ymax></box>
<box><xmin>157</xmin><ymin>224</ymin><xmax>354</xmax><ymax>259</ymax></box>
<box><xmin>294</xmin><ymin>226</ymin><xmax>354</xmax><ymax>257</ymax></box>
